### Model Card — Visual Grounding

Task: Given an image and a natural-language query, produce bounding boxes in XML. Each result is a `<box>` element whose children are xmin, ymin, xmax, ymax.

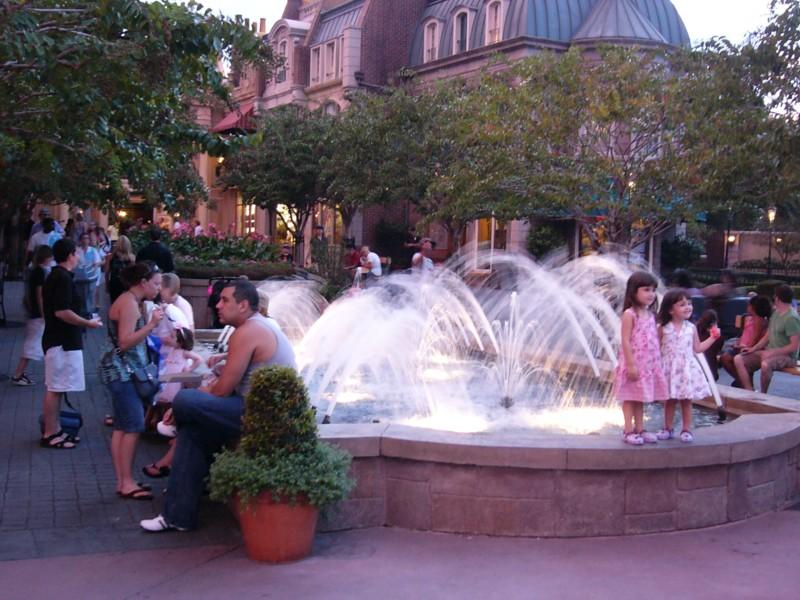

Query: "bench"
<box><xmin>782</xmin><ymin>362</ymin><xmax>800</xmax><ymax>376</ymax></box>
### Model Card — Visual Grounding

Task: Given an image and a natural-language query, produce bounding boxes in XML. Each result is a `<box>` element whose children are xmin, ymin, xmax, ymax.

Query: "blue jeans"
<box><xmin>163</xmin><ymin>389</ymin><xmax>244</xmax><ymax>530</ymax></box>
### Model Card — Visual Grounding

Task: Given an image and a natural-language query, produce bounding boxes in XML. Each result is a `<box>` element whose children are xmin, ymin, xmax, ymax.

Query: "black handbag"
<box><xmin>117</xmin><ymin>351</ymin><xmax>160</xmax><ymax>406</ymax></box>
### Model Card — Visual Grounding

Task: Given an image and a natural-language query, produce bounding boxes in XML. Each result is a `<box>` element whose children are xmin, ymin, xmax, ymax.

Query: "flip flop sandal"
<box><xmin>40</xmin><ymin>431</ymin><xmax>76</xmax><ymax>449</ymax></box>
<box><xmin>142</xmin><ymin>463</ymin><xmax>171</xmax><ymax>478</ymax></box>
<box><xmin>118</xmin><ymin>487</ymin><xmax>154</xmax><ymax>501</ymax></box>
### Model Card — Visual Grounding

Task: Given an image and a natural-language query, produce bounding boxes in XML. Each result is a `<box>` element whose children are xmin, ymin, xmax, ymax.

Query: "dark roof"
<box><xmin>311</xmin><ymin>0</ymin><xmax>364</xmax><ymax>45</ymax></box>
<box><xmin>572</xmin><ymin>0</ymin><xmax>667</xmax><ymax>45</ymax></box>
<box><xmin>409</xmin><ymin>0</ymin><xmax>689</xmax><ymax>66</ymax></box>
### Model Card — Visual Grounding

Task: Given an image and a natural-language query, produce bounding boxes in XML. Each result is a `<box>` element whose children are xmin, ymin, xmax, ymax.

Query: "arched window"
<box><xmin>424</xmin><ymin>21</ymin><xmax>439</xmax><ymax>63</ymax></box>
<box><xmin>486</xmin><ymin>1</ymin><xmax>503</xmax><ymax>45</ymax></box>
<box><xmin>323</xmin><ymin>101</ymin><xmax>340</xmax><ymax>116</ymax></box>
<box><xmin>277</xmin><ymin>40</ymin><xmax>288</xmax><ymax>83</ymax></box>
<box><xmin>454</xmin><ymin>11</ymin><xmax>469</xmax><ymax>54</ymax></box>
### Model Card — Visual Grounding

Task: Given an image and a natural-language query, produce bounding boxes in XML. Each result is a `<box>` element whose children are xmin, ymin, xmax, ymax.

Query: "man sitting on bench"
<box><xmin>140</xmin><ymin>279</ymin><xmax>297</xmax><ymax>532</ymax></box>
<box><xmin>734</xmin><ymin>285</ymin><xmax>800</xmax><ymax>394</ymax></box>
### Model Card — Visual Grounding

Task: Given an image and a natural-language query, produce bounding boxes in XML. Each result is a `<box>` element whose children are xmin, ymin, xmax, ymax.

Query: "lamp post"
<box><xmin>767</xmin><ymin>206</ymin><xmax>777</xmax><ymax>277</ymax></box>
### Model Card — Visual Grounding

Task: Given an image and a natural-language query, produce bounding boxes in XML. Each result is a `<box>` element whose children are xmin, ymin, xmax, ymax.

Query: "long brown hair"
<box><xmin>658</xmin><ymin>288</ymin><xmax>691</xmax><ymax>326</ymax></box>
<box><xmin>113</xmin><ymin>235</ymin><xmax>136</xmax><ymax>263</ymax></box>
<box><xmin>623</xmin><ymin>271</ymin><xmax>659</xmax><ymax>313</ymax></box>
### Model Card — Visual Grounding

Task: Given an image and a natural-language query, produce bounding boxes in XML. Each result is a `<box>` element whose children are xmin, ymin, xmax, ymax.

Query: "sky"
<box><xmin>186</xmin><ymin>0</ymin><xmax>774</xmax><ymax>46</ymax></box>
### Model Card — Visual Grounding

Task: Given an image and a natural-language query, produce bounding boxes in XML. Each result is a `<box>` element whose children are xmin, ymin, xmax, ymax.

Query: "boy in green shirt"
<box><xmin>735</xmin><ymin>285</ymin><xmax>800</xmax><ymax>393</ymax></box>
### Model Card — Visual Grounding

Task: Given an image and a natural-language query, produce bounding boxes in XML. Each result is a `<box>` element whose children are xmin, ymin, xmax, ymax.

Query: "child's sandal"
<box><xmin>680</xmin><ymin>430</ymin><xmax>693</xmax><ymax>443</ymax></box>
<box><xmin>623</xmin><ymin>432</ymin><xmax>644</xmax><ymax>446</ymax></box>
<box><xmin>638</xmin><ymin>430</ymin><xmax>658</xmax><ymax>444</ymax></box>
<box><xmin>656</xmin><ymin>428</ymin><xmax>674</xmax><ymax>440</ymax></box>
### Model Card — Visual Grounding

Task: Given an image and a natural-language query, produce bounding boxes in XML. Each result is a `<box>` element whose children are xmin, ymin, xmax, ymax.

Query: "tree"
<box><xmin>0</xmin><ymin>0</ymin><xmax>275</xmax><ymax>218</ymax></box>
<box><xmin>428</xmin><ymin>45</ymin><xmax>782</xmax><ymax>250</ymax></box>
<box><xmin>220</xmin><ymin>105</ymin><xmax>334</xmax><ymax>256</ymax></box>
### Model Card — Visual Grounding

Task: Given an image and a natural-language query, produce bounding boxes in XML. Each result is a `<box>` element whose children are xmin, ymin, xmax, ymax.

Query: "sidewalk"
<box><xmin>0</xmin><ymin>281</ymin><xmax>240</xmax><ymax>561</ymax></box>
<box><xmin>2</xmin><ymin>279</ymin><xmax>800</xmax><ymax>599</ymax></box>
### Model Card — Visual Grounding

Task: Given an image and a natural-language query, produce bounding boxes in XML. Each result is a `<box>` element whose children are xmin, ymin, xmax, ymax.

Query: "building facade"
<box><xmin>197</xmin><ymin>0</ymin><xmax>690</xmax><ymax>264</ymax></box>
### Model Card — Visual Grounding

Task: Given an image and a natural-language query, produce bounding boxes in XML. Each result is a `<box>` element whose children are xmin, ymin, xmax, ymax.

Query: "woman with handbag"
<box><xmin>99</xmin><ymin>262</ymin><xmax>164</xmax><ymax>500</ymax></box>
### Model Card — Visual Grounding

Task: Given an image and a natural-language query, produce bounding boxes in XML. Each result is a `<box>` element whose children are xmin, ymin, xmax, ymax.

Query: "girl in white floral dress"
<box><xmin>657</xmin><ymin>289</ymin><xmax>721</xmax><ymax>442</ymax></box>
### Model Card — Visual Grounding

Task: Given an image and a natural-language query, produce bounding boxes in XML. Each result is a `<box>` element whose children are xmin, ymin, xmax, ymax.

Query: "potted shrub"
<box><xmin>209</xmin><ymin>366</ymin><xmax>354</xmax><ymax>563</ymax></box>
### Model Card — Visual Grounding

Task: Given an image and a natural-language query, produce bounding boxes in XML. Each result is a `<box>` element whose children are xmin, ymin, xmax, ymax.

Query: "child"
<box><xmin>11</xmin><ymin>245</ymin><xmax>53</xmax><ymax>385</ymax></box>
<box><xmin>614</xmin><ymin>271</ymin><xmax>668</xmax><ymax>445</ymax></box>
<box><xmin>719</xmin><ymin>295</ymin><xmax>771</xmax><ymax>384</ymax></box>
<box><xmin>160</xmin><ymin>273</ymin><xmax>195</xmax><ymax>330</ymax></box>
<box><xmin>657</xmin><ymin>289</ymin><xmax>721</xmax><ymax>443</ymax></box>
<box><xmin>156</xmin><ymin>326</ymin><xmax>203</xmax><ymax>404</ymax></box>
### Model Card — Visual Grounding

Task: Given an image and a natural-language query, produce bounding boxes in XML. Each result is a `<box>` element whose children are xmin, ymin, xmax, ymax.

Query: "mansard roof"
<box><xmin>409</xmin><ymin>0</ymin><xmax>689</xmax><ymax>66</ymax></box>
<box><xmin>571</xmin><ymin>0</ymin><xmax>667</xmax><ymax>45</ymax></box>
<box><xmin>311</xmin><ymin>0</ymin><xmax>365</xmax><ymax>45</ymax></box>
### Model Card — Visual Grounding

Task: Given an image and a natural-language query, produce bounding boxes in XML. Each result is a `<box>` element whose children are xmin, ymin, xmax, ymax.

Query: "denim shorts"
<box><xmin>108</xmin><ymin>379</ymin><xmax>145</xmax><ymax>433</ymax></box>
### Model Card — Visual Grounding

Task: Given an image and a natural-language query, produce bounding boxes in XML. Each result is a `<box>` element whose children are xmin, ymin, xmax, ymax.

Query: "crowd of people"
<box><xmin>615</xmin><ymin>271</ymin><xmax>800</xmax><ymax>445</ymax></box>
<box><xmin>13</xmin><ymin>209</ymin><xmax>298</xmax><ymax>533</ymax></box>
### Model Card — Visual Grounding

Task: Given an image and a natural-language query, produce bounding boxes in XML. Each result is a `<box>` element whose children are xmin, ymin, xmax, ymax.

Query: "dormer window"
<box><xmin>486</xmin><ymin>1</ymin><xmax>503</xmax><ymax>45</ymax></box>
<box><xmin>454</xmin><ymin>11</ymin><xmax>470</xmax><ymax>54</ymax></box>
<box><xmin>310</xmin><ymin>40</ymin><xmax>339</xmax><ymax>85</ymax></box>
<box><xmin>424</xmin><ymin>21</ymin><xmax>439</xmax><ymax>63</ymax></box>
<box><xmin>276</xmin><ymin>40</ymin><xmax>287</xmax><ymax>83</ymax></box>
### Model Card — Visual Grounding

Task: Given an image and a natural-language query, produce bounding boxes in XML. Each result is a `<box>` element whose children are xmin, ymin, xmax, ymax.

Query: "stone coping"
<box><xmin>320</xmin><ymin>411</ymin><xmax>800</xmax><ymax>472</ymax></box>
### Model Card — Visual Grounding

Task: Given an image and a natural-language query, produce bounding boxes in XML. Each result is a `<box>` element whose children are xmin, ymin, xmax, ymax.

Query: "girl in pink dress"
<box><xmin>614</xmin><ymin>271</ymin><xmax>669</xmax><ymax>445</ymax></box>
<box><xmin>656</xmin><ymin>289</ymin><xmax>721</xmax><ymax>443</ymax></box>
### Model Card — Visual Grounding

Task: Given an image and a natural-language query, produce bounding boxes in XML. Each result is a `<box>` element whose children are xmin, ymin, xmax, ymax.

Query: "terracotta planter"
<box><xmin>233</xmin><ymin>492</ymin><xmax>319</xmax><ymax>563</ymax></box>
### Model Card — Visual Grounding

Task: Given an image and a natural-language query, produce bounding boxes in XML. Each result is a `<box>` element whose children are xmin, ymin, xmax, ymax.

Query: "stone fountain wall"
<box><xmin>318</xmin><ymin>406</ymin><xmax>800</xmax><ymax>537</ymax></box>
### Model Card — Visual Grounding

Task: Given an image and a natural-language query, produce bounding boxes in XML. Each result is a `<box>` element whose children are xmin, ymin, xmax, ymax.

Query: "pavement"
<box><xmin>2</xmin><ymin>279</ymin><xmax>800</xmax><ymax>599</ymax></box>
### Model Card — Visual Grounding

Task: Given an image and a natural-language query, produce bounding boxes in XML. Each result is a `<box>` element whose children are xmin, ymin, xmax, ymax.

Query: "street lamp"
<box><xmin>767</xmin><ymin>206</ymin><xmax>777</xmax><ymax>277</ymax></box>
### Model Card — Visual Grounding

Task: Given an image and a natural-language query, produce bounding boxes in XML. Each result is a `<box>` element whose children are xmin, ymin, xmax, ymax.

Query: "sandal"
<box><xmin>638</xmin><ymin>430</ymin><xmax>658</xmax><ymax>444</ymax></box>
<box><xmin>40</xmin><ymin>431</ymin><xmax>76</xmax><ymax>449</ymax></box>
<box><xmin>623</xmin><ymin>432</ymin><xmax>644</xmax><ymax>446</ymax></box>
<box><xmin>142</xmin><ymin>463</ymin><xmax>171</xmax><ymax>478</ymax></box>
<box><xmin>656</xmin><ymin>428</ymin><xmax>674</xmax><ymax>440</ymax></box>
<box><xmin>118</xmin><ymin>486</ymin><xmax>154</xmax><ymax>501</ymax></box>
<box><xmin>680</xmin><ymin>430</ymin><xmax>694</xmax><ymax>443</ymax></box>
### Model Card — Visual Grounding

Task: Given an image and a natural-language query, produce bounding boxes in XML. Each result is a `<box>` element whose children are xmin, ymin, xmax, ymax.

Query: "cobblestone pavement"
<box><xmin>0</xmin><ymin>281</ymin><xmax>241</xmax><ymax>561</ymax></box>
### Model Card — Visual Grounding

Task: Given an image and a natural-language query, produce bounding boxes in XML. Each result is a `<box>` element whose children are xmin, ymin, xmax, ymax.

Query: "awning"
<box><xmin>211</xmin><ymin>101</ymin><xmax>256</xmax><ymax>133</ymax></box>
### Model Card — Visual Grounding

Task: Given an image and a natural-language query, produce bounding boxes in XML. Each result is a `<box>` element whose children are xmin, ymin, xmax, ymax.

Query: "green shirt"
<box><xmin>767</xmin><ymin>308</ymin><xmax>800</xmax><ymax>360</ymax></box>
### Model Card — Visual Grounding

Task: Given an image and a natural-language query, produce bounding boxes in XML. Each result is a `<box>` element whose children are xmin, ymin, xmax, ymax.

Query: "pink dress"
<box><xmin>660</xmin><ymin>321</ymin><xmax>712</xmax><ymax>401</ymax></box>
<box><xmin>614</xmin><ymin>309</ymin><xmax>668</xmax><ymax>403</ymax></box>
<box><xmin>157</xmin><ymin>346</ymin><xmax>189</xmax><ymax>404</ymax></box>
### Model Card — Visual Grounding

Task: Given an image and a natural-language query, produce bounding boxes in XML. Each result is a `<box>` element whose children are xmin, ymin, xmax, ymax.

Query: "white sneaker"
<box><xmin>140</xmin><ymin>514</ymin><xmax>187</xmax><ymax>533</ymax></box>
<box><xmin>156</xmin><ymin>421</ymin><xmax>177</xmax><ymax>438</ymax></box>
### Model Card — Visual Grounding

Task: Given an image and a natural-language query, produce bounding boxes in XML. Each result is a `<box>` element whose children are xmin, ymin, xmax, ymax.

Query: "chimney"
<box><xmin>283</xmin><ymin>0</ymin><xmax>301</xmax><ymax>20</ymax></box>
<box><xmin>259</xmin><ymin>18</ymin><xmax>266</xmax><ymax>33</ymax></box>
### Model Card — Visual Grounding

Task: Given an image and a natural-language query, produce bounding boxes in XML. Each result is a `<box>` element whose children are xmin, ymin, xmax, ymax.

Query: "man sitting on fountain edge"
<box><xmin>140</xmin><ymin>279</ymin><xmax>297</xmax><ymax>532</ymax></box>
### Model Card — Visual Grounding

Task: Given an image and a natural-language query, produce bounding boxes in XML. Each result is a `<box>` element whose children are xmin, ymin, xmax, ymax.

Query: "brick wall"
<box><xmin>361</xmin><ymin>0</ymin><xmax>427</xmax><ymax>86</ymax></box>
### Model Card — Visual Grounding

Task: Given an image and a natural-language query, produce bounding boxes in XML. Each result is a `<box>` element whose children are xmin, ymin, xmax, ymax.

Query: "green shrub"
<box><xmin>127</xmin><ymin>227</ymin><xmax>279</xmax><ymax>262</ymax></box>
<box><xmin>526</xmin><ymin>222</ymin><xmax>566</xmax><ymax>258</ymax></box>
<box><xmin>209</xmin><ymin>366</ymin><xmax>354</xmax><ymax>508</ymax></box>
<box><xmin>239</xmin><ymin>367</ymin><xmax>318</xmax><ymax>457</ymax></box>
<box><xmin>661</xmin><ymin>237</ymin><xmax>705</xmax><ymax>271</ymax></box>
<box><xmin>175</xmin><ymin>259</ymin><xmax>293</xmax><ymax>280</ymax></box>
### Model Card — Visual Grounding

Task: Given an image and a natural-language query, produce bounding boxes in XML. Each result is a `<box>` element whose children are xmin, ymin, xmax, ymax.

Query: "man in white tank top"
<box><xmin>141</xmin><ymin>279</ymin><xmax>296</xmax><ymax>533</ymax></box>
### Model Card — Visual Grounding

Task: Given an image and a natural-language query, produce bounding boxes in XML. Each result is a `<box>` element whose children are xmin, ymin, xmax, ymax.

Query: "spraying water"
<box><xmin>295</xmin><ymin>249</ymin><xmax>652</xmax><ymax>433</ymax></box>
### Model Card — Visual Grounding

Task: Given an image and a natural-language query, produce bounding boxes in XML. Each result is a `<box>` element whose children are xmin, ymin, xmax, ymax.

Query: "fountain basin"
<box><xmin>319</xmin><ymin>387</ymin><xmax>800</xmax><ymax>537</ymax></box>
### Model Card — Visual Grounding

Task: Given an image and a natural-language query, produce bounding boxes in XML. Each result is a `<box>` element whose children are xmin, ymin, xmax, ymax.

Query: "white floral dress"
<box><xmin>660</xmin><ymin>321</ymin><xmax>711</xmax><ymax>401</ymax></box>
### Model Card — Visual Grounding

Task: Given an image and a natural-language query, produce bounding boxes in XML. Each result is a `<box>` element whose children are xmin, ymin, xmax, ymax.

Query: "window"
<box><xmin>323</xmin><ymin>101</ymin><xmax>340</xmax><ymax>116</ymax></box>
<box><xmin>325</xmin><ymin>41</ymin><xmax>337</xmax><ymax>80</ymax></box>
<box><xmin>276</xmin><ymin>41</ymin><xmax>287</xmax><ymax>83</ymax></box>
<box><xmin>310</xmin><ymin>46</ymin><xmax>321</xmax><ymax>84</ymax></box>
<box><xmin>486</xmin><ymin>1</ymin><xmax>503</xmax><ymax>45</ymax></box>
<box><xmin>424</xmin><ymin>21</ymin><xmax>439</xmax><ymax>63</ymax></box>
<box><xmin>454</xmin><ymin>11</ymin><xmax>469</xmax><ymax>54</ymax></box>
<box><xmin>237</xmin><ymin>201</ymin><xmax>257</xmax><ymax>236</ymax></box>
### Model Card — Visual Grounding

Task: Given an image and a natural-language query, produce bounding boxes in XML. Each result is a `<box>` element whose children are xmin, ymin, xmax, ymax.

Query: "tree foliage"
<box><xmin>0</xmin><ymin>0</ymin><xmax>275</xmax><ymax>217</ymax></box>
<box><xmin>220</xmin><ymin>104</ymin><xmax>335</xmax><ymax>246</ymax></box>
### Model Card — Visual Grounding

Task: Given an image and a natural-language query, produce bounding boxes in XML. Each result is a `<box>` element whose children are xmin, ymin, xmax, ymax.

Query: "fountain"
<box><xmin>269</xmin><ymin>250</ymin><xmax>800</xmax><ymax>537</ymax></box>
